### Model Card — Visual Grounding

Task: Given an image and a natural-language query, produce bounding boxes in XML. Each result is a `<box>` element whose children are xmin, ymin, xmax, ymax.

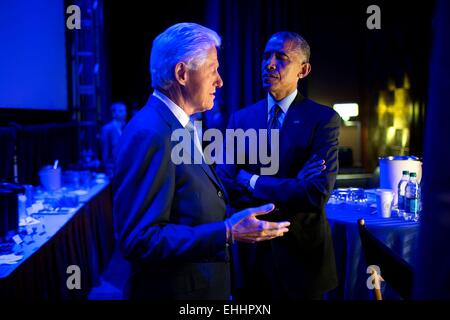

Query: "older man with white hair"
<box><xmin>113</xmin><ymin>22</ymin><xmax>291</xmax><ymax>300</ymax></box>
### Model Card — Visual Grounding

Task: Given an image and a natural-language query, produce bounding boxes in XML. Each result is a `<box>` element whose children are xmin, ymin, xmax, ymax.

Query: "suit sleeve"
<box><xmin>252</xmin><ymin>111</ymin><xmax>340</xmax><ymax>213</ymax></box>
<box><xmin>215</xmin><ymin>113</ymin><xmax>254</xmax><ymax>208</ymax></box>
<box><xmin>113</xmin><ymin>129</ymin><xmax>227</xmax><ymax>264</ymax></box>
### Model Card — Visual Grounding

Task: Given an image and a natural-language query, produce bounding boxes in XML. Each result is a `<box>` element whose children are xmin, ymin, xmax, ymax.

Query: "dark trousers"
<box><xmin>231</xmin><ymin>242</ymin><xmax>324</xmax><ymax>301</ymax></box>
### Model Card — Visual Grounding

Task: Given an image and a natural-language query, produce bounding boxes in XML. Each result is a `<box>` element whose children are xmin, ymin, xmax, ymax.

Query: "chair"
<box><xmin>338</xmin><ymin>146</ymin><xmax>353</xmax><ymax>168</ymax></box>
<box><xmin>357</xmin><ymin>218</ymin><xmax>414</xmax><ymax>300</ymax></box>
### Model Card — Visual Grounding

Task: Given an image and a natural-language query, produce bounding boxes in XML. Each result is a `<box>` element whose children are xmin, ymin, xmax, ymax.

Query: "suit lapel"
<box><xmin>281</xmin><ymin>92</ymin><xmax>307</xmax><ymax>129</ymax></box>
<box><xmin>253</xmin><ymin>100</ymin><xmax>270</xmax><ymax>132</ymax></box>
<box><xmin>278</xmin><ymin>93</ymin><xmax>308</xmax><ymax>164</ymax></box>
<box><xmin>205</xmin><ymin>162</ymin><xmax>229</xmax><ymax>203</ymax></box>
<box><xmin>240</xmin><ymin>101</ymin><xmax>267</xmax><ymax>175</ymax></box>
<box><xmin>150</xmin><ymin>96</ymin><xmax>226</xmax><ymax>198</ymax></box>
<box><xmin>200</xmin><ymin>160</ymin><xmax>222</xmax><ymax>191</ymax></box>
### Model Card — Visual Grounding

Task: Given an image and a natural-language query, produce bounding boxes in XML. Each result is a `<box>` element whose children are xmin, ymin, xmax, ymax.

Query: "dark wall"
<box><xmin>298</xmin><ymin>1</ymin><xmax>363</xmax><ymax>108</ymax></box>
<box><xmin>104</xmin><ymin>0</ymin><xmax>435</xmax><ymax>171</ymax></box>
<box><xmin>282</xmin><ymin>1</ymin><xmax>433</xmax><ymax>171</ymax></box>
<box><xmin>0</xmin><ymin>123</ymin><xmax>79</xmax><ymax>185</ymax></box>
<box><xmin>103</xmin><ymin>0</ymin><xmax>208</xmax><ymax>115</ymax></box>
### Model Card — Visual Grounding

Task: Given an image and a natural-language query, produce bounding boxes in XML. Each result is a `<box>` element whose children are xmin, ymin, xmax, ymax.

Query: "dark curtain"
<box><xmin>15</xmin><ymin>123</ymin><xmax>79</xmax><ymax>185</ymax></box>
<box><xmin>205</xmin><ymin>1</ymin><xmax>432</xmax><ymax>173</ymax></box>
<box><xmin>414</xmin><ymin>0</ymin><xmax>450</xmax><ymax>299</ymax></box>
<box><xmin>0</xmin><ymin>123</ymin><xmax>79</xmax><ymax>185</ymax></box>
<box><xmin>205</xmin><ymin>0</ymin><xmax>305</xmax><ymax>130</ymax></box>
<box><xmin>0</xmin><ymin>127</ymin><xmax>16</xmax><ymax>182</ymax></box>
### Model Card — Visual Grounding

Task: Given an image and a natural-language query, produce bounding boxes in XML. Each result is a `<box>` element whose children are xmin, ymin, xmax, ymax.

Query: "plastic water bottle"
<box><xmin>397</xmin><ymin>170</ymin><xmax>409</xmax><ymax>218</ymax></box>
<box><xmin>404</xmin><ymin>172</ymin><xmax>420</xmax><ymax>221</ymax></box>
<box><xmin>18</xmin><ymin>194</ymin><xmax>27</xmax><ymax>225</ymax></box>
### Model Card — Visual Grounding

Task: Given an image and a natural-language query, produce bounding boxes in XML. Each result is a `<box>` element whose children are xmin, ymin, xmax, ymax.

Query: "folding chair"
<box><xmin>357</xmin><ymin>218</ymin><xmax>414</xmax><ymax>300</ymax></box>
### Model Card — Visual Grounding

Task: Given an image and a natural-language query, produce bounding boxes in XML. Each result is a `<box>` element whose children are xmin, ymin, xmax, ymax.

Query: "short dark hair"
<box><xmin>111</xmin><ymin>101</ymin><xmax>126</xmax><ymax>112</ymax></box>
<box><xmin>269</xmin><ymin>31</ymin><xmax>310</xmax><ymax>63</ymax></box>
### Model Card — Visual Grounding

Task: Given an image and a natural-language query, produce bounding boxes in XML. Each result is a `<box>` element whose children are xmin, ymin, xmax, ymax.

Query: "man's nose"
<box><xmin>265</xmin><ymin>55</ymin><xmax>277</xmax><ymax>71</ymax></box>
<box><xmin>216</xmin><ymin>73</ymin><xmax>223</xmax><ymax>88</ymax></box>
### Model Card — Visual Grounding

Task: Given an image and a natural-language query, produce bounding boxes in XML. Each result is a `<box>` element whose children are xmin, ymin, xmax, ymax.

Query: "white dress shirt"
<box><xmin>153</xmin><ymin>90</ymin><xmax>203</xmax><ymax>156</ymax></box>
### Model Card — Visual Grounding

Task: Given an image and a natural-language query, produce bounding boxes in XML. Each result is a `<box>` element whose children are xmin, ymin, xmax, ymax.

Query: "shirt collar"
<box><xmin>153</xmin><ymin>89</ymin><xmax>190</xmax><ymax>128</ymax></box>
<box><xmin>267</xmin><ymin>89</ymin><xmax>298</xmax><ymax>114</ymax></box>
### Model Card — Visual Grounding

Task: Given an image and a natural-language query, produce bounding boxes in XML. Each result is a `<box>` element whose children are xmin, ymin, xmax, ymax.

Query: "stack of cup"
<box><xmin>376</xmin><ymin>189</ymin><xmax>394</xmax><ymax>218</ymax></box>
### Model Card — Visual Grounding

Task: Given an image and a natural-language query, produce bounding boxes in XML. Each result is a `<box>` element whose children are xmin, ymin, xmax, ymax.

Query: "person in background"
<box><xmin>100</xmin><ymin>101</ymin><xmax>127</xmax><ymax>177</ymax></box>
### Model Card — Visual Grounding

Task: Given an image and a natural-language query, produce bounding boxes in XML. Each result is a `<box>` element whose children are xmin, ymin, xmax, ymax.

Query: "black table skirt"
<box><xmin>0</xmin><ymin>184</ymin><xmax>115</xmax><ymax>299</ymax></box>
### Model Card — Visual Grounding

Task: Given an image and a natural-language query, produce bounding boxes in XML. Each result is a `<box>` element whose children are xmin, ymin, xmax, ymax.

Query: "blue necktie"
<box><xmin>268</xmin><ymin>104</ymin><xmax>282</xmax><ymax>146</ymax></box>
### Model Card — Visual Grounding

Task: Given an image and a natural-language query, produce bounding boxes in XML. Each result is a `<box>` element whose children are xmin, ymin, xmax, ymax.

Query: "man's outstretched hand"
<box><xmin>225</xmin><ymin>204</ymin><xmax>290</xmax><ymax>243</ymax></box>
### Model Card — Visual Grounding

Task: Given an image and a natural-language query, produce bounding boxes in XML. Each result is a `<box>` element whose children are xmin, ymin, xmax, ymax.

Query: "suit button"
<box><xmin>217</xmin><ymin>190</ymin><xmax>223</xmax><ymax>198</ymax></box>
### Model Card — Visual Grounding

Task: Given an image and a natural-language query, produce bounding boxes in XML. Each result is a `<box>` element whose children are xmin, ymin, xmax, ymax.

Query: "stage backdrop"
<box><xmin>0</xmin><ymin>0</ymin><xmax>68</xmax><ymax>111</ymax></box>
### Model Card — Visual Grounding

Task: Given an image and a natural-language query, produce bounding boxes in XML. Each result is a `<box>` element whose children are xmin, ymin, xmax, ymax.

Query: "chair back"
<box><xmin>357</xmin><ymin>218</ymin><xmax>413</xmax><ymax>300</ymax></box>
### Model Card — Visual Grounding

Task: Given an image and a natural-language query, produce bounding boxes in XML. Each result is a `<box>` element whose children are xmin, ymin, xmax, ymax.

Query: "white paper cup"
<box><xmin>376</xmin><ymin>189</ymin><xmax>394</xmax><ymax>218</ymax></box>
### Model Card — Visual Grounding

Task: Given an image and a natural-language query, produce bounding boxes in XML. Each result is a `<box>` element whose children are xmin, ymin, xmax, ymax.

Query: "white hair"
<box><xmin>150</xmin><ymin>22</ymin><xmax>221</xmax><ymax>90</ymax></box>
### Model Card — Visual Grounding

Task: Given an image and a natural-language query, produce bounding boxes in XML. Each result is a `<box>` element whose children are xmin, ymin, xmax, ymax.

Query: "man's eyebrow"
<box><xmin>264</xmin><ymin>50</ymin><xmax>289</xmax><ymax>57</ymax></box>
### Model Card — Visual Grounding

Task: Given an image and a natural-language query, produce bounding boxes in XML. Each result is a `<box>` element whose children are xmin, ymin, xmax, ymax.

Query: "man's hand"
<box><xmin>225</xmin><ymin>203</ymin><xmax>290</xmax><ymax>243</ymax></box>
<box><xmin>297</xmin><ymin>154</ymin><xmax>326</xmax><ymax>181</ymax></box>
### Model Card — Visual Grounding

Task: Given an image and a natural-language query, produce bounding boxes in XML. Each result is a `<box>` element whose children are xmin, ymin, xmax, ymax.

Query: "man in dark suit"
<box><xmin>100</xmin><ymin>101</ymin><xmax>127</xmax><ymax>177</ymax></box>
<box><xmin>217</xmin><ymin>31</ymin><xmax>341</xmax><ymax>299</ymax></box>
<box><xmin>113</xmin><ymin>23</ymin><xmax>291</xmax><ymax>300</ymax></box>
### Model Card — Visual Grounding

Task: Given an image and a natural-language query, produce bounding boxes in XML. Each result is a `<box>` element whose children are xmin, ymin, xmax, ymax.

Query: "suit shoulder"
<box><xmin>232</xmin><ymin>99</ymin><xmax>265</xmax><ymax>119</ymax></box>
<box><xmin>127</xmin><ymin>105</ymin><xmax>169</xmax><ymax>132</ymax></box>
<box><xmin>303</xmin><ymin>98</ymin><xmax>340</xmax><ymax>121</ymax></box>
<box><xmin>101</xmin><ymin>121</ymin><xmax>116</xmax><ymax>133</ymax></box>
<box><xmin>121</xmin><ymin>106</ymin><xmax>171</xmax><ymax>145</ymax></box>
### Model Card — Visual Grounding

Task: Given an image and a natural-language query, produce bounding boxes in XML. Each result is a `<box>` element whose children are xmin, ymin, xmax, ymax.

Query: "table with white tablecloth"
<box><xmin>0</xmin><ymin>182</ymin><xmax>115</xmax><ymax>299</ymax></box>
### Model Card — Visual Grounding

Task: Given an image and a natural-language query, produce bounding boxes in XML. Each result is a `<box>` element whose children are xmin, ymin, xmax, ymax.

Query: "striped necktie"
<box><xmin>268</xmin><ymin>104</ymin><xmax>283</xmax><ymax>146</ymax></box>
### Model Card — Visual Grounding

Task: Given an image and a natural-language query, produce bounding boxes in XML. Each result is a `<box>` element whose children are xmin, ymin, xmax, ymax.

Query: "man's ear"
<box><xmin>298</xmin><ymin>63</ymin><xmax>311</xmax><ymax>79</ymax></box>
<box><xmin>174</xmin><ymin>62</ymin><xmax>188</xmax><ymax>86</ymax></box>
